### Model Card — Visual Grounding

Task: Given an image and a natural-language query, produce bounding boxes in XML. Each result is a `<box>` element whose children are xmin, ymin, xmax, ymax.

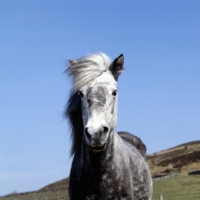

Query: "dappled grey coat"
<box><xmin>65</xmin><ymin>53</ymin><xmax>152</xmax><ymax>200</ymax></box>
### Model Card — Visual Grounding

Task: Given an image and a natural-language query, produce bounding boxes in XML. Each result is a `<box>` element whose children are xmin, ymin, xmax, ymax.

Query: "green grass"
<box><xmin>0</xmin><ymin>191</ymin><xmax>69</xmax><ymax>200</ymax></box>
<box><xmin>1</xmin><ymin>175</ymin><xmax>200</xmax><ymax>200</ymax></box>
<box><xmin>153</xmin><ymin>175</ymin><xmax>200</xmax><ymax>200</ymax></box>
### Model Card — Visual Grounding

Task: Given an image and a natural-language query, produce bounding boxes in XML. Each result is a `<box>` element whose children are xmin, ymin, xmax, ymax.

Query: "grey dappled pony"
<box><xmin>65</xmin><ymin>53</ymin><xmax>152</xmax><ymax>200</ymax></box>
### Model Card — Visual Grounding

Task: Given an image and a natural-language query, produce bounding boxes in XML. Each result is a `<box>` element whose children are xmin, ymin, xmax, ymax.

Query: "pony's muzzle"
<box><xmin>85</xmin><ymin>125</ymin><xmax>109</xmax><ymax>150</ymax></box>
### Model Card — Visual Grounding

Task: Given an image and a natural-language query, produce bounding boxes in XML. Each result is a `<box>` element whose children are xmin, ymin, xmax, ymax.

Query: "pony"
<box><xmin>65</xmin><ymin>53</ymin><xmax>152</xmax><ymax>200</ymax></box>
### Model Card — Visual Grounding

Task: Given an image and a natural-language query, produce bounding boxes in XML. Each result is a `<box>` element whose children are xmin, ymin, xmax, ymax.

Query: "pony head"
<box><xmin>66</xmin><ymin>53</ymin><xmax>124</xmax><ymax>153</ymax></box>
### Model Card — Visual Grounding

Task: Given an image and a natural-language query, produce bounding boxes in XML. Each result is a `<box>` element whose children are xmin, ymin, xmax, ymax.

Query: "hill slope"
<box><xmin>147</xmin><ymin>140</ymin><xmax>200</xmax><ymax>176</ymax></box>
<box><xmin>38</xmin><ymin>178</ymin><xmax>68</xmax><ymax>193</ymax></box>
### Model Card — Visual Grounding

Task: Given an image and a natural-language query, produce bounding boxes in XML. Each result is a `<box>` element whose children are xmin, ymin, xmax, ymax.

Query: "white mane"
<box><xmin>67</xmin><ymin>53</ymin><xmax>112</xmax><ymax>91</ymax></box>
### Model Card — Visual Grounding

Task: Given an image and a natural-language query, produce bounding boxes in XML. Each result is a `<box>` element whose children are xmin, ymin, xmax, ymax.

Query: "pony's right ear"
<box><xmin>109</xmin><ymin>54</ymin><xmax>124</xmax><ymax>81</ymax></box>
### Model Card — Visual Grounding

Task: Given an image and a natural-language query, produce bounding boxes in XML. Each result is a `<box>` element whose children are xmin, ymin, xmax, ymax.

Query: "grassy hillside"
<box><xmin>147</xmin><ymin>140</ymin><xmax>200</xmax><ymax>176</ymax></box>
<box><xmin>153</xmin><ymin>175</ymin><xmax>200</xmax><ymax>200</ymax></box>
<box><xmin>38</xmin><ymin>178</ymin><xmax>68</xmax><ymax>193</ymax></box>
<box><xmin>1</xmin><ymin>175</ymin><xmax>200</xmax><ymax>200</ymax></box>
<box><xmin>0</xmin><ymin>191</ymin><xmax>69</xmax><ymax>200</ymax></box>
<box><xmin>0</xmin><ymin>178</ymin><xmax>69</xmax><ymax>200</ymax></box>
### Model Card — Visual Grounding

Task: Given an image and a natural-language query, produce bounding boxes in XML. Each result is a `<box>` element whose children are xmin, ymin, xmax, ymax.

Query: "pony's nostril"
<box><xmin>85</xmin><ymin>128</ymin><xmax>91</xmax><ymax>138</ymax></box>
<box><xmin>103</xmin><ymin>126</ymin><xmax>109</xmax><ymax>134</ymax></box>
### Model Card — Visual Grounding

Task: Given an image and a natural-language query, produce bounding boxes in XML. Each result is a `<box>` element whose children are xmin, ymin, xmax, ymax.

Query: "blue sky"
<box><xmin>1</xmin><ymin>0</ymin><xmax>200</xmax><ymax>196</ymax></box>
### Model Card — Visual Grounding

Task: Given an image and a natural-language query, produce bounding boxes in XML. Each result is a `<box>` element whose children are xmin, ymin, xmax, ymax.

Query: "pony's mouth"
<box><xmin>89</xmin><ymin>144</ymin><xmax>106</xmax><ymax>152</ymax></box>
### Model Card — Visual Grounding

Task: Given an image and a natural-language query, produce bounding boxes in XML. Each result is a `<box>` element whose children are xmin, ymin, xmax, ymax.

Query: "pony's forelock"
<box><xmin>67</xmin><ymin>53</ymin><xmax>112</xmax><ymax>91</ymax></box>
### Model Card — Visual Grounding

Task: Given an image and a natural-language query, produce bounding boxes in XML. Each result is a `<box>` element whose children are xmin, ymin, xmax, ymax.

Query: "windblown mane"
<box><xmin>65</xmin><ymin>91</ymin><xmax>82</xmax><ymax>155</ymax></box>
<box><xmin>65</xmin><ymin>53</ymin><xmax>112</xmax><ymax>155</ymax></box>
<box><xmin>66</xmin><ymin>53</ymin><xmax>111</xmax><ymax>92</ymax></box>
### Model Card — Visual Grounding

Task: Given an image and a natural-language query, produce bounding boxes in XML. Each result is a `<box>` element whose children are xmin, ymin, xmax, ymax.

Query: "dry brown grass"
<box><xmin>147</xmin><ymin>140</ymin><xmax>200</xmax><ymax>176</ymax></box>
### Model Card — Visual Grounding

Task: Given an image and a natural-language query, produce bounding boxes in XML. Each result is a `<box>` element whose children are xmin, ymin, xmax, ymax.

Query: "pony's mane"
<box><xmin>66</xmin><ymin>52</ymin><xmax>111</xmax><ymax>92</ymax></box>
<box><xmin>65</xmin><ymin>91</ymin><xmax>83</xmax><ymax>156</ymax></box>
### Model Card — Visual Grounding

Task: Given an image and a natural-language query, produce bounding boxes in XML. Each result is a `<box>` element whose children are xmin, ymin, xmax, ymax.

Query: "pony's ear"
<box><xmin>109</xmin><ymin>54</ymin><xmax>124</xmax><ymax>81</ymax></box>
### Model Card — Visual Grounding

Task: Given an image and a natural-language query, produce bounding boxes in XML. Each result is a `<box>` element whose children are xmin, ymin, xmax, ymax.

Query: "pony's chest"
<box><xmin>83</xmin><ymin>172</ymin><xmax>133</xmax><ymax>200</ymax></box>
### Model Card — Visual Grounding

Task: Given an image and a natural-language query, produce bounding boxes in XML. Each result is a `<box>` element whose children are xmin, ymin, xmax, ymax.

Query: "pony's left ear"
<box><xmin>109</xmin><ymin>54</ymin><xmax>124</xmax><ymax>81</ymax></box>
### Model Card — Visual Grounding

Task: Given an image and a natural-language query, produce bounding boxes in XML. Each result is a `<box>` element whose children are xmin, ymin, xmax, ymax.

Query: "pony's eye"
<box><xmin>112</xmin><ymin>90</ymin><xmax>118</xmax><ymax>96</ymax></box>
<box><xmin>78</xmin><ymin>91</ymin><xmax>84</xmax><ymax>97</ymax></box>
